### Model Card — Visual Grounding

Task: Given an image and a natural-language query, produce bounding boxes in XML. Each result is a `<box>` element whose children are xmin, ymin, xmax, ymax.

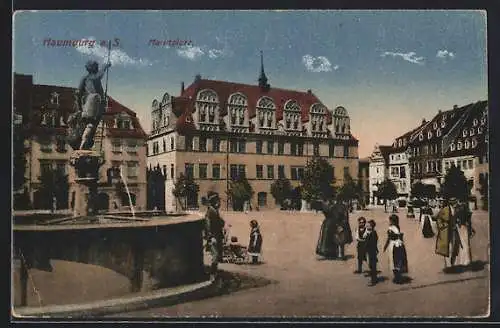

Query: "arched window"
<box><xmin>196</xmin><ymin>89</ymin><xmax>219</xmax><ymax>124</ymax></box>
<box><xmin>428</xmin><ymin>131</ymin><xmax>433</xmax><ymax>139</ymax></box>
<box><xmin>433</xmin><ymin>122</ymin><xmax>438</xmax><ymax>129</ymax></box>
<box><xmin>228</xmin><ymin>93</ymin><xmax>248</xmax><ymax>127</ymax></box>
<box><xmin>256</xmin><ymin>96</ymin><xmax>276</xmax><ymax>130</ymax></box>
<box><xmin>419</xmin><ymin>133</ymin><xmax>424</xmax><ymax>141</ymax></box>
<box><xmin>310</xmin><ymin>103</ymin><xmax>326</xmax><ymax>132</ymax></box>
<box><xmin>463</xmin><ymin>129</ymin><xmax>468</xmax><ymax>137</ymax></box>
<box><xmin>450</xmin><ymin>143</ymin><xmax>456</xmax><ymax>151</ymax></box>
<box><xmin>457</xmin><ymin>141</ymin><xmax>463</xmax><ymax>150</ymax></box>
<box><xmin>284</xmin><ymin>100</ymin><xmax>301</xmax><ymax>131</ymax></box>
<box><xmin>436</xmin><ymin>128</ymin><xmax>442</xmax><ymax>137</ymax></box>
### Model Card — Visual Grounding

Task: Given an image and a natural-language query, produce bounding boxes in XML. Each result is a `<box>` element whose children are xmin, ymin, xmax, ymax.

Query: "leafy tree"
<box><xmin>422</xmin><ymin>184</ymin><xmax>437</xmax><ymax>199</ymax></box>
<box><xmin>441</xmin><ymin>164</ymin><xmax>470</xmax><ymax>202</ymax></box>
<box><xmin>300</xmin><ymin>156</ymin><xmax>336</xmax><ymax>202</ymax></box>
<box><xmin>355</xmin><ymin>180</ymin><xmax>366</xmax><ymax>209</ymax></box>
<box><xmin>337</xmin><ymin>174</ymin><xmax>357</xmax><ymax>202</ymax></box>
<box><xmin>411</xmin><ymin>182</ymin><xmax>425</xmax><ymax>199</ymax></box>
<box><xmin>228</xmin><ymin>176</ymin><xmax>254</xmax><ymax>211</ymax></box>
<box><xmin>270</xmin><ymin>178</ymin><xmax>293</xmax><ymax>206</ymax></box>
<box><xmin>37</xmin><ymin>168</ymin><xmax>69</xmax><ymax>210</ymax></box>
<box><xmin>478</xmin><ymin>173</ymin><xmax>488</xmax><ymax>210</ymax></box>
<box><xmin>172</xmin><ymin>173</ymin><xmax>200</xmax><ymax>210</ymax></box>
<box><xmin>378</xmin><ymin>178</ymin><xmax>398</xmax><ymax>212</ymax></box>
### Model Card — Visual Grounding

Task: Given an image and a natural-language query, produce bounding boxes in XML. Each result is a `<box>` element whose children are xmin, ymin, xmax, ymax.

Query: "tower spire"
<box><xmin>258</xmin><ymin>50</ymin><xmax>270</xmax><ymax>91</ymax></box>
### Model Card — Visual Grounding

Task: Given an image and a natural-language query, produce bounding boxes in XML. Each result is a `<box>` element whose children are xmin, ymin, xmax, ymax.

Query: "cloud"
<box><xmin>75</xmin><ymin>37</ymin><xmax>152</xmax><ymax>67</ymax></box>
<box><xmin>302</xmin><ymin>54</ymin><xmax>334</xmax><ymax>72</ymax></box>
<box><xmin>177</xmin><ymin>46</ymin><xmax>205</xmax><ymax>60</ymax></box>
<box><xmin>177</xmin><ymin>37</ymin><xmax>232</xmax><ymax>61</ymax></box>
<box><xmin>333</xmin><ymin>64</ymin><xmax>340</xmax><ymax>70</ymax></box>
<box><xmin>381</xmin><ymin>51</ymin><xmax>425</xmax><ymax>65</ymax></box>
<box><xmin>436</xmin><ymin>49</ymin><xmax>455</xmax><ymax>59</ymax></box>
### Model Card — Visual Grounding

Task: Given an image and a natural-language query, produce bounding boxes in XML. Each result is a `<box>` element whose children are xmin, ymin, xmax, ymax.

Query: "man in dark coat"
<box><xmin>202</xmin><ymin>192</ymin><xmax>225</xmax><ymax>280</ymax></box>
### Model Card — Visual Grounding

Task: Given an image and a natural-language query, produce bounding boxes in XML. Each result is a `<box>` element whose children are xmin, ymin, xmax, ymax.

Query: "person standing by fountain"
<box><xmin>202</xmin><ymin>192</ymin><xmax>225</xmax><ymax>281</ymax></box>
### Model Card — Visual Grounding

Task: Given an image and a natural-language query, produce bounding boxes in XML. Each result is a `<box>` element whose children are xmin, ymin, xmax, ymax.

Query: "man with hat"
<box><xmin>202</xmin><ymin>191</ymin><xmax>225</xmax><ymax>281</ymax></box>
<box><xmin>72</xmin><ymin>60</ymin><xmax>111</xmax><ymax>150</ymax></box>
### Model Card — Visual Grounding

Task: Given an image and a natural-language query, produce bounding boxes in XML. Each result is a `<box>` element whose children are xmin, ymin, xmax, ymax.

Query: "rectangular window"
<box><xmin>344</xmin><ymin>167</ymin><xmax>349</xmax><ymax>178</ymax></box>
<box><xmin>267</xmin><ymin>141</ymin><xmax>274</xmax><ymax>154</ymax></box>
<box><xmin>400</xmin><ymin>166</ymin><xmax>406</xmax><ymax>179</ymax></box>
<box><xmin>256</xmin><ymin>165</ymin><xmax>263</xmax><ymax>179</ymax></box>
<box><xmin>298</xmin><ymin>167</ymin><xmax>305</xmax><ymax>180</ymax></box>
<box><xmin>212</xmin><ymin>164</ymin><xmax>221</xmax><ymax>179</ymax></box>
<box><xmin>267</xmin><ymin>165</ymin><xmax>274</xmax><ymax>179</ymax></box>
<box><xmin>126</xmin><ymin>140</ymin><xmax>137</xmax><ymax>153</ymax></box>
<box><xmin>213</xmin><ymin>137</ymin><xmax>220</xmax><ymax>152</ymax></box>
<box><xmin>115</xmin><ymin>141</ymin><xmax>124</xmax><ymax>153</ymax></box>
<box><xmin>238</xmin><ymin>164</ymin><xmax>246</xmax><ymax>178</ymax></box>
<box><xmin>170</xmin><ymin>164</ymin><xmax>174</xmax><ymax>179</ymax></box>
<box><xmin>256</xmin><ymin>140</ymin><xmax>263</xmax><ymax>154</ymax></box>
<box><xmin>127</xmin><ymin>161</ymin><xmax>138</xmax><ymax>178</ymax></box>
<box><xmin>230</xmin><ymin>139</ymin><xmax>238</xmax><ymax>153</ymax></box>
<box><xmin>298</xmin><ymin>142</ymin><xmax>304</xmax><ymax>156</ymax></box>
<box><xmin>278</xmin><ymin>165</ymin><xmax>285</xmax><ymax>179</ymax></box>
<box><xmin>468</xmin><ymin>159</ymin><xmax>473</xmax><ymax>170</ymax></box>
<box><xmin>278</xmin><ymin>141</ymin><xmax>284</xmax><ymax>155</ymax></box>
<box><xmin>230</xmin><ymin>164</ymin><xmax>238</xmax><ymax>180</ymax></box>
<box><xmin>56</xmin><ymin>138</ymin><xmax>66</xmax><ymax>153</ymax></box>
<box><xmin>462</xmin><ymin>160</ymin><xmax>468</xmax><ymax>170</ymax></box>
<box><xmin>291</xmin><ymin>167</ymin><xmax>298</xmax><ymax>180</ymax></box>
<box><xmin>313</xmin><ymin>143</ymin><xmax>320</xmax><ymax>156</ymax></box>
<box><xmin>329</xmin><ymin>143</ymin><xmax>335</xmax><ymax>158</ymax></box>
<box><xmin>186</xmin><ymin>137</ymin><xmax>193</xmax><ymax>151</ymax></box>
<box><xmin>199</xmin><ymin>163</ymin><xmax>208</xmax><ymax>179</ymax></box>
<box><xmin>185</xmin><ymin>163</ymin><xmax>194</xmax><ymax>179</ymax></box>
<box><xmin>391</xmin><ymin>167</ymin><xmax>399</xmax><ymax>178</ymax></box>
<box><xmin>238</xmin><ymin>140</ymin><xmax>246</xmax><ymax>153</ymax></box>
<box><xmin>343</xmin><ymin>145</ymin><xmax>349</xmax><ymax>158</ymax></box>
<box><xmin>170</xmin><ymin>137</ymin><xmax>175</xmax><ymax>150</ymax></box>
<box><xmin>163</xmin><ymin>165</ymin><xmax>167</xmax><ymax>178</ymax></box>
<box><xmin>290</xmin><ymin>143</ymin><xmax>297</xmax><ymax>156</ymax></box>
<box><xmin>199</xmin><ymin>137</ymin><xmax>207</xmax><ymax>152</ymax></box>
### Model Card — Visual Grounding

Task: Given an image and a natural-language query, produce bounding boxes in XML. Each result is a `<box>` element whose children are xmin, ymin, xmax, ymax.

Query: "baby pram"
<box><xmin>222</xmin><ymin>235</ymin><xmax>248</xmax><ymax>264</ymax></box>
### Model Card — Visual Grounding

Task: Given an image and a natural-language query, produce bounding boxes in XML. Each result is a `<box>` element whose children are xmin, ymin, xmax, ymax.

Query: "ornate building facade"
<box><xmin>13</xmin><ymin>73</ymin><xmax>148</xmax><ymax>211</ymax></box>
<box><xmin>368</xmin><ymin>144</ymin><xmax>392</xmax><ymax>205</ymax></box>
<box><xmin>146</xmin><ymin>58</ymin><xmax>360</xmax><ymax>211</ymax></box>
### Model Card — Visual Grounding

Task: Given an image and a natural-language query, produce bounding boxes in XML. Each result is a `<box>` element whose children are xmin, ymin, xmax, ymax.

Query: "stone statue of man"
<box><xmin>75</xmin><ymin>60</ymin><xmax>112</xmax><ymax>150</ymax></box>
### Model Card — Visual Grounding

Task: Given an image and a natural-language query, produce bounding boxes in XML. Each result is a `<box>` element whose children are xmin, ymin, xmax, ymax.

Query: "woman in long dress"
<box><xmin>383</xmin><ymin>214</ymin><xmax>409</xmax><ymax>284</ymax></box>
<box><xmin>315</xmin><ymin>200</ymin><xmax>338</xmax><ymax>258</ymax></box>
<box><xmin>420</xmin><ymin>205</ymin><xmax>435</xmax><ymax>238</ymax></box>
<box><xmin>247</xmin><ymin>220</ymin><xmax>263</xmax><ymax>264</ymax></box>
<box><xmin>454</xmin><ymin>201</ymin><xmax>474</xmax><ymax>267</ymax></box>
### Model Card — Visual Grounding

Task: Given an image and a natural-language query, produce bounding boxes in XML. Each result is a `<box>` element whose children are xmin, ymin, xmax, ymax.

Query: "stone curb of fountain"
<box><xmin>13</xmin><ymin>280</ymin><xmax>214</xmax><ymax>318</ymax></box>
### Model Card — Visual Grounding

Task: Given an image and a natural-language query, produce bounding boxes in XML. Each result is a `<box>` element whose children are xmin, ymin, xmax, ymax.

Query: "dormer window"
<box><xmin>472</xmin><ymin>138</ymin><xmax>478</xmax><ymax>148</ymax></box>
<box><xmin>419</xmin><ymin>133</ymin><xmax>423</xmax><ymax>141</ymax></box>
<box><xmin>481</xmin><ymin>117</ymin><xmax>486</xmax><ymax>125</ymax></box>
<box><xmin>457</xmin><ymin>141</ymin><xmax>463</xmax><ymax>150</ymax></box>
<box><xmin>436</xmin><ymin>129</ymin><xmax>442</xmax><ymax>137</ymax></box>
<box><xmin>398</xmin><ymin>140</ymin><xmax>402</xmax><ymax>147</ymax></box>
<box><xmin>463</xmin><ymin>129</ymin><xmax>468</xmax><ymax>137</ymax></box>
<box><xmin>428</xmin><ymin>131</ymin><xmax>433</xmax><ymax>139</ymax></box>
<box><xmin>433</xmin><ymin>122</ymin><xmax>438</xmax><ymax>129</ymax></box>
<box><xmin>470</xmin><ymin>128</ymin><xmax>475</xmax><ymax>136</ymax></box>
<box><xmin>441</xmin><ymin>121</ymin><xmax>446</xmax><ymax>128</ymax></box>
<box><xmin>465</xmin><ymin>139</ymin><xmax>470</xmax><ymax>149</ymax></box>
<box><xmin>196</xmin><ymin>89</ymin><xmax>219</xmax><ymax>124</ymax></box>
<box><xmin>478</xmin><ymin>127</ymin><xmax>483</xmax><ymax>134</ymax></box>
<box><xmin>473</xmin><ymin>119</ymin><xmax>479</xmax><ymax>127</ymax></box>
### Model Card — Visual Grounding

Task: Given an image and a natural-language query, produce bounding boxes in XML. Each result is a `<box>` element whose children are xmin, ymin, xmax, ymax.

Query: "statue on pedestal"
<box><xmin>67</xmin><ymin>60</ymin><xmax>111</xmax><ymax>151</ymax></box>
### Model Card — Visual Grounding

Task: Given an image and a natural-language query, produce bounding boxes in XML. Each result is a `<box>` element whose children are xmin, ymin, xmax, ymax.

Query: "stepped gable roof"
<box><xmin>177</xmin><ymin>78</ymin><xmax>333</xmax><ymax>124</ymax></box>
<box><xmin>443</xmin><ymin>100</ymin><xmax>488</xmax><ymax>158</ymax></box>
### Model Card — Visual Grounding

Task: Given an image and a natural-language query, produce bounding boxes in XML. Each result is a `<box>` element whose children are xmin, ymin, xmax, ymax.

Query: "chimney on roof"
<box><xmin>307</xmin><ymin>89</ymin><xmax>312</xmax><ymax>94</ymax></box>
<box><xmin>421</xmin><ymin>118</ymin><xmax>427</xmax><ymax>125</ymax></box>
<box><xmin>194</xmin><ymin>74</ymin><xmax>201</xmax><ymax>83</ymax></box>
<box><xmin>181</xmin><ymin>81</ymin><xmax>185</xmax><ymax>95</ymax></box>
<box><xmin>438</xmin><ymin>109</ymin><xmax>442</xmax><ymax>113</ymax></box>
<box><xmin>453</xmin><ymin>104</ymin><xmax>458</xmax><ymax>109</ymax></box>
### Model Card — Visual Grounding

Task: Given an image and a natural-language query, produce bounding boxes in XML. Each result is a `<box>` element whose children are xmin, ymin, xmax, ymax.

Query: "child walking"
<box><xmin>383</xmin><ymin>214</ymin><xmax>409</xmax><ymax>284</ymax></box>
<box><xmin>248</xmin><ymin>220</ymin><xmax>263</xmax><ymax>264</ymax></box>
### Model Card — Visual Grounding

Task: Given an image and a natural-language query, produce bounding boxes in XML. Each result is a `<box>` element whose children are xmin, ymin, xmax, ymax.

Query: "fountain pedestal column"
<box><xmin>69</xmin><ymin>150</ymin><xmax>105</xmax><ymax>217</ymax></box>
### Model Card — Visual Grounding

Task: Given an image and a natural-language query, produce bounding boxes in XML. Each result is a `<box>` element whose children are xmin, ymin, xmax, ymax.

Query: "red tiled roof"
<box><xmin>178</xmin><ymin>79</ymin><xmax>333</xmax><ymax>124</ymax></box>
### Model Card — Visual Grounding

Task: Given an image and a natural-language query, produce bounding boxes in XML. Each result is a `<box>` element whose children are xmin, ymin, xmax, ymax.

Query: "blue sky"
<box><xmin>13</xmin><ymin>10</ymin><xmax>487</xmax><ymax>157</ymax></box>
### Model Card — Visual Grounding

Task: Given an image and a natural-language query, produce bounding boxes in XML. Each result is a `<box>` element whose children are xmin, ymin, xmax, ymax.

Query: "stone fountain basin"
<box><xmin>13</xmin><ymin>213</ymin><xmax>209</xmax><ymax>309</ymax></box>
